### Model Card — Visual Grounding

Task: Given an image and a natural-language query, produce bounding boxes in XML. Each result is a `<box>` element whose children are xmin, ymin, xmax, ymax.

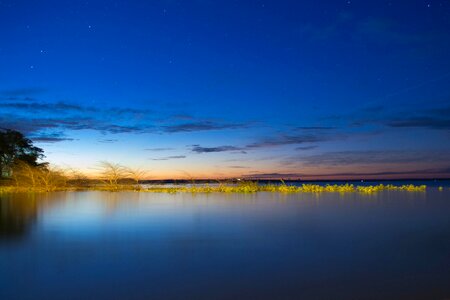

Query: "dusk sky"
<box><xmin>1</xmin><ymin>0</ymin><xmax>449</xmax><ymax>179</ymax></box>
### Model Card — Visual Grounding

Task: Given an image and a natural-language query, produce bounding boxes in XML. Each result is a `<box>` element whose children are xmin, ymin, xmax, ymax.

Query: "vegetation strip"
<box><xmin>0</xmin><ymin>182</ymin><xmax>427</xmax><ymax>194</ymax></box>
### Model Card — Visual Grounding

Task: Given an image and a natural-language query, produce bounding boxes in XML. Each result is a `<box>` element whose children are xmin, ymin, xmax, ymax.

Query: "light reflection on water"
<box><xmin>0</xmin><ymin>189</ymin><xmax>449</xmax><ymax>299</ymax></box>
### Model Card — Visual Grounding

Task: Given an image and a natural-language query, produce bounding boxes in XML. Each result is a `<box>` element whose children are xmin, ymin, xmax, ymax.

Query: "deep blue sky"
<box><xmin>1</xmin><ymin>0</ymin><xmax>449</xmax><ymax>179</ymax></box>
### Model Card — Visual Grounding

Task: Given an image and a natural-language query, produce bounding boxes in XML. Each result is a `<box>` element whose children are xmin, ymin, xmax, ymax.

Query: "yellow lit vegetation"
<box><xmin>0</xmin><ymin>182</ymin><xmax>431</xmax><ymax>194</ymax></box>
<box><xmin>141</xmin><ymin>182</ymin><xmax>427</xmax><ymax>194</ymax></box>
<box><xmin>0</xmin><ymin>161</ymin><xmax>147</xmax><ymax>192</ymax></box>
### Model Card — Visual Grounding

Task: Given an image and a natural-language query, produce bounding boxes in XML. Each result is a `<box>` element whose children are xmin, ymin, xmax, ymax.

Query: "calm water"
<box><xmin>0</xmin><ymin>187</ymin><xmax>449</xmax><ymax>299</ymax></box>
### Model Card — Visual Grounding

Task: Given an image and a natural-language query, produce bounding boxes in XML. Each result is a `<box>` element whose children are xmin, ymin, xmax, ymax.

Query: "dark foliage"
<box><xmin>0</xmin><ymin>129</ymin><xmax>44</xmax><ymax>178</ymax></box>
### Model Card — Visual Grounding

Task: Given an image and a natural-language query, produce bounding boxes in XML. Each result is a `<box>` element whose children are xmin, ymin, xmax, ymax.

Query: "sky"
<box><xmin>1</xmin><ymin>0</ymin><xmax>450</xmax><ymax>180</ymax></box>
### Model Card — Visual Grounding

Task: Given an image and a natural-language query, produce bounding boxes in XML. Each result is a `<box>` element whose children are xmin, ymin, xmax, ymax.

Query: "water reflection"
<box><xmin>0</xmin><ymin>193</ymin><xmax>38</xmax><ymax>239</ymax></box>
<box><xmin>0</xmin><ymin>190</ymin><xmax>449</xmax><ymax>299</ymax></box>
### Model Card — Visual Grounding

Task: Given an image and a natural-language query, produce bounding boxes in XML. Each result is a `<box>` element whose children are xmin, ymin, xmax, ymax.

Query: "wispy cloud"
<box><xmin>0</xmin><ymin>101</ymin><xmax>85</xmax><ymax>112</ymax></box>
<box><xmin>145</xmin><ymin>147</ymin><xmax>174</xmax><ymax>151</ymax></box>
<box><xmin>326</xmin><ymin>104</ymin><xmax>450</xmax><ymax>131</ymax></box>
<box><xmin>191</xmin><ymin>145</ymin><xmax>244</xmax><ymax>153</ymax></box>
<box><xmin>29</xmin><ymin>132</ymin><xmax>75</xmax><ymax>143</ymax></box>
<box><xmin>0</xmin><ymin>113</ymin><xmax>150</xmax><ymax>135</ymax></box>
<box><xmin>295</xmin><ymin>126</ymin><xmax>336</xmax><ymax>130</ymax></box>
<box><xmin>297</xmin><ymin>150</ymin><xmax>450</xmax><ymax>166</ymax></box>
<box><xmin>151</xmin><ymin>155</ymin><xmax>186</xmax><ymax>161</ymax></box>
<box><xmin>0</xmin><ymin>99</ymin><xmax>153</xmax><ymax>116</ymax></box>
<box><xmin>163</xmin><ymin>121</ymin><xmax>248</xmax><ymax>133</ymax></box>
<box><xmin>295</xmin><ymin>145</ymin><xmax>318</xmax><ymax>151</ymax></box>
<box><xmin>98</xmin><ymin>139</ymin><xmax>119</xmax><ymax>143</ymax></box>
<box><xmin>246</xmin><ymin>134</ymin><xmax>333</xmax><ymax>149</ymax></box>
<box><xmin>377</xmin><ymin>106</ymin><xmax>450</xmax><ymax>130</ymax></box>
<box><xmin>387</xmin><ymin>116</ymin><xmax>450</xmax><ymax>130</ymax></box>
<box><xmin>0</xmin><ymin>87</ymin><xmax>47</xmax><ymax>97</ymax></box>
<box><xmin>0</xmin><ymin>94</ymin><xmax>251</xmax><ymax>142</ymax></box>
<box><xmin>191</xmin><ymin>131</ymin><xmax>334</xmax><ymax>154</ymax></box>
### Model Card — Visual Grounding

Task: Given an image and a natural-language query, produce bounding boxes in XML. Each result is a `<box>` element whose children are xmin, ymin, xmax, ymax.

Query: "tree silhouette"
<box><xmin>0</xmin><ymin>129</ymin><xmax>44</xmax><ymax>178</ymax></box>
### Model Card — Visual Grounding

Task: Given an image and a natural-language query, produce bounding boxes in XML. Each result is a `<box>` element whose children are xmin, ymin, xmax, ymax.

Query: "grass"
<box><xmin>0</xmin><ymin>181</ymin><xmax>429</xmax><ymax>194</ymax></box>
<box><xmin>142</xmin><ymin>182</ymin><xmax>428</xmax><ymax>194</ymax></box>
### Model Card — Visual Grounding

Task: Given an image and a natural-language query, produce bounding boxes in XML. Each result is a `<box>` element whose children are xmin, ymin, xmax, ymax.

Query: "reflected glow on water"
<box><xmin>0</xmin><ymin>189</ymin><xmax>449</xmax><ymax>299</ymax></box>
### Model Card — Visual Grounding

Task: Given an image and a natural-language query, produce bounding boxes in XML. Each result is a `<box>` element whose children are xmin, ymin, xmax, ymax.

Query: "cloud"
<box><xmin>0</xmin><ymin>90</ymin><xmax>254</xmax><ymax>143</ymax></box>
<box><xmin>171</xmin><ymin>114</ymin><xmax>194</xmax><ymax>120</ymax></box>
<box><xmin>0</xmin><ymin>114</ymin><xmax>149</xmax><ymax>136</ymax></box>
<box><xmin>295</xmin><ymin>145</ymin><xmax>318</xmax><ymax>151</ymax></box>
<box><xmin>0</xmin><ymin>101</ymin><xmax>86</xmax><ymax>112</ymax></box>
<box><xmin>387</xmin><ymin>117</ymin><xmax>450</xmax><ymax>130</ymax></box>
<box><xmin>98</xmin><ymin>139</ymin><xmax>118</xmax><ymax>143</ymax></box>
<box><xmin>295</xmin><ymin>126</ymin><xmax>335</xmax><ymax>130</ymax></box>
<box><xmin>29</xmin><ymin>132</ymin><xmax>75</xmax><ymax>143</ymax></box>
<box><xmin>0</xmin><ymin>115</ymin><xmax>60</xmax><ymax>134</ymax></box>
<box><xmin>0</xmin><ymin>97</ymin><xmax>161</xmax><ymax>140</ymax></box>
<box><xmin>53</xmin><ymin>118</ymin><xmax>145</xmax><ymax>134</ymax></box>
<box><xmin>163</xmin><ymin>121</ymin><xmax>247</xmax><ymax>133</ymax></box>
<box><xmin>1</xmin><ymin>101</ymin><xmax>250</xmax><ymax>143</ymax></box>
<box><xmin>191</xmin><ymin>145</ymin><xmax>244</xmax><ymax>153</ymax></box>
<box><xmin>326</xmin><ymin>104</ymin><xmax>450</xmax><ymax>131</ymax></box>
<box><xmin>191</xmin><ymin>132</ymin><xmax>333</xmax><ymax>155</ymax></box>
<box><xmin>379</xmin><ymin>105</ymin><xmax>450</xmax><ymax>130</ymax></box>
<box><xmin>246</xmin><ymin>134</ymin><xmax>331</xmax><ymax>149</ymax></box>
<box><xmin>0</xmin><ymin>87</ymin><xmax>47</xmax><ymax>97</ymax></box>
<box><xmin>0</xmin><ymin>100</ymin><xmax>153</xmax><ymax>116</ymax></box>
<box><xmin>145</xmin><ymin>147</ymin><xmax>174</xmax><ymax>151</ymax></box>
<box><xmin>297</xmin><ymin>150</ymin><xmax>450</xmax><ymax>166</ymax></box>
<box><xmin>151</xmin><ymin>155</ymin><xmax>186</xmax><ymax>161</ymax></box>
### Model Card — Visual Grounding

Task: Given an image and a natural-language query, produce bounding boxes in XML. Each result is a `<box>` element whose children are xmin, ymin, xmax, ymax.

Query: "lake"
<box><xmin>1</xmin><ymin>185</ymin><xmax>449</xmax><ymax>299</ymax></box>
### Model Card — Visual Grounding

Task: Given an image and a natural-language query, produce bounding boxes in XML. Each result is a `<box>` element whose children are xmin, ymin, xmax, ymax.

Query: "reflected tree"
<box><xmin>0</xmin><ymin>193</ymin><xmax>38</xmax><ymax>239</ymax></box>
